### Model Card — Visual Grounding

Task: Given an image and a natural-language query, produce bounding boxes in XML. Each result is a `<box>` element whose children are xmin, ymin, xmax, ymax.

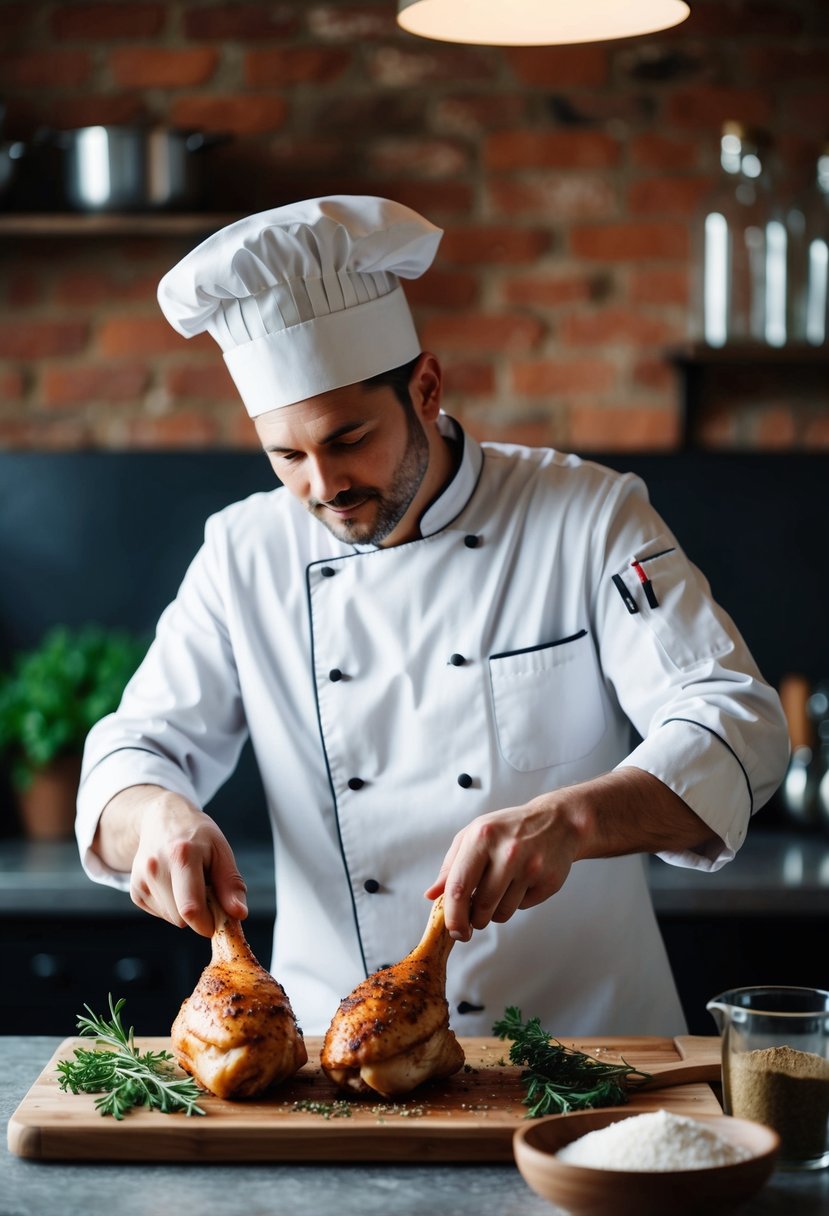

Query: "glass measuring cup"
<box><xmin>707</xmin><ymin>986</ymin><xmax>829</xmax><ymax>1170</ymax></box>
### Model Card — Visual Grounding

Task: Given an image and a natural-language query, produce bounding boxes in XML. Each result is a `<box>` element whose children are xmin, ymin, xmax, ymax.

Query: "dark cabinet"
<box><xmin>659</xmin><ymin>913</ymin><xmax>829</xmax><ymax>1034</ymax></box>
<box><xmin>11</xmin><ymin>908</ymin><xmax>828</xmax><ymax>1038</ymax></box>
<box><xmin>6</xmin><ymin>912</ymin><xmax>274</xmax><ymax>1035</ymax></box>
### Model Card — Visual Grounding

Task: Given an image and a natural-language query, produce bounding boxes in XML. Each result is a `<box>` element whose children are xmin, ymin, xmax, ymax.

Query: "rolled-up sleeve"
<box><xmin>592</xmin><ymin>473</ymin><xmax>789</xmax><ymax>871</ymax></box>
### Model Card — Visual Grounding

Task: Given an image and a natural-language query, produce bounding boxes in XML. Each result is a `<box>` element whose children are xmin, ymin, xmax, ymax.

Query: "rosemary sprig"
<box><xmin>56</xmin><ymin>994</ymin><xmax>205</xmax><ymax>1120</ymax></box>
<box><xmin>493</xmin><ymin>1006</ymin><xmax>650</xmax><ymax>1117</ymax></box>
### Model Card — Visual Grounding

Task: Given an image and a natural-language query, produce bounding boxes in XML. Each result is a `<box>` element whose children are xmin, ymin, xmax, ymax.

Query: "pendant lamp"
<box><xmin>396</xmin><ymin>0</ymin><xmax>691</xmax><ymax>45</ymax></box>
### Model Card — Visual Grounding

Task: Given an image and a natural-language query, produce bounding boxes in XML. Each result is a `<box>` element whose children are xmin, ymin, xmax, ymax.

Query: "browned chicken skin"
<box><xmin>321</xmin><ymin>895</ymin><xmax>465</xmax><ymax>1096</ymax></box>
<box><xmin>171</xmin><ymin>896</ymin><xmax>307</xmax><ymax>1099</ymax></box>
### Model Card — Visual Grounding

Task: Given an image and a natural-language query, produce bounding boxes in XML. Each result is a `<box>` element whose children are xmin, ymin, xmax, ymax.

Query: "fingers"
<box><xmin>434</xmin><ymin>805</ymin><xmax>571</xmax><ymax>939</ymax></box>
<box><xmin>129</xmin><ymin>801</ymin><xmax>244</xmax><ymax>937</ymax></box>
<box><xmin>489</xmin><ymin>877</ymin><xmax>530</xmax><ymax>924</ymax></box>
<box><xmin>169</xmin><ymin>845</ymin><xmax>213</xmax><ymax>936</ymax></box>
<box><xmin>163</xmin><ymin>834</ymin><xmax>247</xmax><ymax>936</ymax></box>
<box><xmin>467</xmin><ymin>867</ymin><xmax>530</xmax><ymax>931</ymax></box>
<box><xmin>210</xmin><ymin>841</ymin><xmax>249</xmax><ymax>921</ymax></box>
<box><xmin>130</xmin><ymin>879</ymin><xmax>197</xmax><ymax>931</ymax></box>
<box><xmin>423</xmin><ymin>832</ymin><xmax>462</xmax><ymax>901</ymax></box>
<box><xmin>439</xmin><ymin>822</ymin><xmax>494</xmax><ymax>941</ymax></box>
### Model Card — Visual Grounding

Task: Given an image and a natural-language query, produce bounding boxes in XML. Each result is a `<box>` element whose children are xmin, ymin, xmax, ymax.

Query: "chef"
<box><xmin>76</xmin><ymin>196</ymin><xmax>789</xmax><ymax>1038</ymax></box>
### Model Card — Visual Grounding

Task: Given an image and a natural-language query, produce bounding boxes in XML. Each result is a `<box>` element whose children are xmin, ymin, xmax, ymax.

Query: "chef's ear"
<box><xmin>409</xmin><ymin>351</ymin><xmax>443</xmax><ymax>421</ymax></box>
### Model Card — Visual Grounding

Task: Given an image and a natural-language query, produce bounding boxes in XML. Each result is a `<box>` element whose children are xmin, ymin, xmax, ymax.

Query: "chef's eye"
<box><xmin>333</xmin><ymin>434</ymin><xmax>367</xmax><ymax>451</ymax></box>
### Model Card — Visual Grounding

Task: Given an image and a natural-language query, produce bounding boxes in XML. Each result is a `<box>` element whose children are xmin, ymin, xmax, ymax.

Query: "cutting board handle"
<box><xmin>637</xmin><ymin>1035</ymin><xmax>722</xmax><ymax>1090</ymax></box>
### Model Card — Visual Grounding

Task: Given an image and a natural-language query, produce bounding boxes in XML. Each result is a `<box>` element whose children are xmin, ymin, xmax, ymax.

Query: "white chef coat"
<box><xmin>76</xmin><ymin>416</ymin><xmax>789</xmax><ymax>1038</ymax></box>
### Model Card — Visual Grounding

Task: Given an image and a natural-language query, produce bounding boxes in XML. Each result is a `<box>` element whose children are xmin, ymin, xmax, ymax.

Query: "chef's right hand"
<box><xmin>94</xmin><ymin>784</ymin><xmax>248</xmax><ymax>937</ymax></box>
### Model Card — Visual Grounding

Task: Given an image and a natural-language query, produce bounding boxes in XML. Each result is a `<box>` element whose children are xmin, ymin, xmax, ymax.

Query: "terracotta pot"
<box><xmin>15</xmin><ymin>755</ymin><xmax>82</xmax><ymax>841</ymax></box>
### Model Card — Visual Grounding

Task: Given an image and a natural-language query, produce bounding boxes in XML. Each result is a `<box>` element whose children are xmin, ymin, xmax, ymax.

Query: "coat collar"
<box><xmin>351</xmin><ymin>413</ymin><xmax>483</xmax><ymax>552</ymax></box>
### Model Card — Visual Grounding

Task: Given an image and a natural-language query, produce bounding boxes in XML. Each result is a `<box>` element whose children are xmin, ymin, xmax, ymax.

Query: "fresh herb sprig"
<box><xmin>56</xmin><ymin>995</ymin><xmax>205</xmax><ymax>1120</ymax></box>
<box><xmin>493</xmin><ymin>1006</ymin><xmax>650</xmax><ymax>1117</ymax></box>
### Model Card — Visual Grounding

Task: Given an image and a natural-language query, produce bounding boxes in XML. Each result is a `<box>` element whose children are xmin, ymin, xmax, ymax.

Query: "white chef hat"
<box><xmin>157</xmin><ymin>195</ymin><xmax>443</xmax><ymax>417</ymax></box>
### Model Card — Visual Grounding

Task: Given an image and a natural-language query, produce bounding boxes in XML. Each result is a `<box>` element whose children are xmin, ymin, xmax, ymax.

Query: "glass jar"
<box><xmin>693</xmin><ymin>122</ymin><xmax>786</xmax><ymax>347</ymax></box>
<box><xmin>707</xmin><ymin>986</ymin><xmax>829</xmax><ymax>1170</ymax></box>
<box><xmin>800</xmin><ymin>147</ymin><xmax>829</xmax><ymax>345</ymax></box>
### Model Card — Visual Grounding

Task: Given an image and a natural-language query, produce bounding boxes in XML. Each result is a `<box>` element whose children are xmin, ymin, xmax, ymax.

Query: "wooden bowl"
<box><xmin>513</xmin><ymin>1109</ymin><xmax>779</xmax><ymax>1216</ymax></box>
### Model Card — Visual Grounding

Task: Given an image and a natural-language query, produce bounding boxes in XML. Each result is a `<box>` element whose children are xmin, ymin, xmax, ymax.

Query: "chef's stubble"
<box><xmin>310</xmin><ymin>401</ymin><xmax>430</xmax><ymax>546</ymax></box>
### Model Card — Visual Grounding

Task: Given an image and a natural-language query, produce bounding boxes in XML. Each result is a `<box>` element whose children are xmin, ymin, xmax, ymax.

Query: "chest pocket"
<box><xmin>488</xmin><ymin>629</ymin><xmax>607</xmax><ymax>772</ymax></box>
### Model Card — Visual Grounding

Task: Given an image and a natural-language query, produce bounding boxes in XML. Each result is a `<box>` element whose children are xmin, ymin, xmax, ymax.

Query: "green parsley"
<box><xmin>493</xmin><ymin>1006</ymin><xmax>650</xmax><ymax>1117</ymax></box>
<box><xmin>56</xmin><ymin>994</ymin><xmax>205</xmax><ymax>1120</ymax></box>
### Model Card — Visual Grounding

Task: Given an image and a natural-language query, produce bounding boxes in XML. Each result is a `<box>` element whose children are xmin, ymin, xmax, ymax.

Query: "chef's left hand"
<box><xmin>424</xmin><ymin>792</ymin><xmax>582</xmax><ymax>942</ymax></box>
<box><xmin>425</xmin><ymin>768</ymin><xmax>716</xmax><ymax>941</ymax></box>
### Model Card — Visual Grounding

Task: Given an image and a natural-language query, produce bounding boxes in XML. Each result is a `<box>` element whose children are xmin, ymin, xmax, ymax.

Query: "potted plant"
<box><xmin>0</xmin><ymin>625</ymin><xmax>148</xmax><ymax>840</ymax></box>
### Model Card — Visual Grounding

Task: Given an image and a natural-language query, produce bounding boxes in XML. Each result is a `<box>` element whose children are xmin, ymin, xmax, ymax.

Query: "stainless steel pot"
<box><xmin>57</xmin><ymin>125</ymin><xmax>224</xmax><ymax>212</ymax></box>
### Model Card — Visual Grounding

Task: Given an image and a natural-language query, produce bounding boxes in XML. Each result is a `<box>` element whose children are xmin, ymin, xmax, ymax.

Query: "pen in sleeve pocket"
<box><xmin>612</xmin><ymin>573</ymin><xmax>639</xmax><ymax>614</ymax></box>
<box><xmin>631</xmin><ymin>559</ymin><xmax>659</xmax><ymax>609</ymax></box>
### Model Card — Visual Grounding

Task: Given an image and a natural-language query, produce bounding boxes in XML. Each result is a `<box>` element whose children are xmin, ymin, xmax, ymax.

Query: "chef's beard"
<box><xmin>309</xmin><ymin>406</ymin><xmax>430</xmax><ymax>546</ymax></box>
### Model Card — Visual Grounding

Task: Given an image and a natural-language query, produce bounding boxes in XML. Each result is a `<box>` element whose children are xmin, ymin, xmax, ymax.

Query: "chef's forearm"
<box><xmin>555</xmin><ymin>766</ymin><xmax>719</xmax><ymax>862</ymax></box>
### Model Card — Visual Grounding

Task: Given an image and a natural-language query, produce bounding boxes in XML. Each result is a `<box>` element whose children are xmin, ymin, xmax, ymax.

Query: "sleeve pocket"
<box><xmin>488</xmin><ymin>629</ymin><xmax>607</xmax><ymax>772</ymax></box>
<box><xmin>614</xmin><ymin>536</ymin><xmax>735</xmax><ymax>669</ymax></box>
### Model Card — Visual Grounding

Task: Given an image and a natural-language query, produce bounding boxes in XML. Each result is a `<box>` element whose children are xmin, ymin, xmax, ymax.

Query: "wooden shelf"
<box><xmin>669</xmin><ymin>341</ymin><xmax>829</xmax><ymax>366</ymax></box>
<box><xmin>668</xmin><ymin>342</ymin><xmax>829</xmax><ymax>446</ymax></box>
<box><xmin>0</xmin><ymin>212</ymin><xmax>240</xmax><ymax>236</ymax></box>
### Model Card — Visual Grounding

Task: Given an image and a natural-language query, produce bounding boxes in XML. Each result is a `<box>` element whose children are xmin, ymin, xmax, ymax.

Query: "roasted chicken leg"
<box><xmin>321</xmin><ymin>895</ymin><xmax>464</xmax><ymax>1096</ymax></box>
<box><xmin>171</xmin><ymin>895</ymin><xmax>307</xmax><ymax>1099</ymax></box>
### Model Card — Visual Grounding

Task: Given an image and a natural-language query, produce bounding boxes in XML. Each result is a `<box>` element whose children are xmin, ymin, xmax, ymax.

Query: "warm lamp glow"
<box><xmin>397</xmin><ymin>0</ymin><xmax>691</xmax><ymax>45</ymax></box>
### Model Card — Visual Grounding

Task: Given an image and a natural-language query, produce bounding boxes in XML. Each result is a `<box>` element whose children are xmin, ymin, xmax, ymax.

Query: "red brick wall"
<box><xmin>0</xmin><ymin>0</ymin><xmax>827</xmax><ymax>451</ymax></box>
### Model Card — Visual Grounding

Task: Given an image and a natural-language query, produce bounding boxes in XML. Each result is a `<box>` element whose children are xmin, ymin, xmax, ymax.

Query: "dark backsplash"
<box><xmin>2</xmin><ymin>449</ymin><xmax>826</xmax><ymax>840</ymax></box>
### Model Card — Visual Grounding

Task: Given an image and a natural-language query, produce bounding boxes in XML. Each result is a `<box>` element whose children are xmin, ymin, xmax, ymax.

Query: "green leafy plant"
<box><xmin>0</xmin><ymin>625</ymin><xmax>148</xmax><ymax>789</ymax></box>
<box><xmin>57</xmin><ymin>995</ymin><xmax>205</xmax><ymax>1119</ymax></box>
<box><xmin>493</xmin><ymin>1006</ymin><xmax>651</xmax><ymax>1117</ymax></box>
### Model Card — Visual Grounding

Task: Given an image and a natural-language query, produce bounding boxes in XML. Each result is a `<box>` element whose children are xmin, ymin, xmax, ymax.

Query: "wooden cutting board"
<box><xmin>8</xmin><ymin>1034</ymin><xmax>723</xmax><ymax>1163</ymax></box>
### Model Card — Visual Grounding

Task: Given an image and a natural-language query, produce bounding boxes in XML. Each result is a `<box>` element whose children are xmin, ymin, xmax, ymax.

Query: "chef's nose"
<box><xmin>308</xmin><ymin>453</ymin><xmax>349</xmax><ymax>503</ymax></box>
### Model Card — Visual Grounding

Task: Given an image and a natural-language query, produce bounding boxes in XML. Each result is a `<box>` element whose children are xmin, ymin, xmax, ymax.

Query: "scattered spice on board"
<box><xmin>726</xmin><ymin>1045</ymin><xmax>829</xmax><ymax>1162</ymax></box>
<box><xmin>291</xmin><ymin>1098</ymin><xmax>353</xmax><ymax>1119</ymax></box>
<box><xmin>369</xmin><ymin>1102</ymin><xmax>426</xmax><ymax>1121</ymax></box>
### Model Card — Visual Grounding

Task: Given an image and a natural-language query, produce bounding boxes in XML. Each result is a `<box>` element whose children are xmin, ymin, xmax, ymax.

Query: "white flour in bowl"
<box><xmin>556</xmin><ymin>1109</ymin><xmax>752</xmax><ymax>1171</ymax></box>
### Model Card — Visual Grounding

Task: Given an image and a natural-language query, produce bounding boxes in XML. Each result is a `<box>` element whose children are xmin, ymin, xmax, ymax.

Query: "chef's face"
<box><xmin>255</xmin><ymin>353</ymin><xmax>448</xmax><ymax>547</ymax></box>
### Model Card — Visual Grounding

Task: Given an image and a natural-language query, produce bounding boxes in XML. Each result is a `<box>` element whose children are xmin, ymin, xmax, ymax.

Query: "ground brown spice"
<box><xmin>726</xmin><ymin>1045</ymin><xmax>829</xmax><ymax>1162</ymax></box>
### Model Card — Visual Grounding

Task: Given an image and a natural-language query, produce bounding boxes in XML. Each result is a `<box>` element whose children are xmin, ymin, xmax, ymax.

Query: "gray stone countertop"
<box><xmin>3</xmin><ymin>1037</ymin><xmax>828</xmax><ymax>1216</ymax></box>
<box><xmin>646</xmin><ymin>826</ymin><xmax>829</xmax><ymax>915</ymax></box>
<box><xmin>0</xmin><ymin>837</ymin><xmax>277</xmax><ymax>916</ymax></box>
<box><xmin>1</xmin><ymin>827</ymin><xmax>828</xmax><ymax>917</ymax></box>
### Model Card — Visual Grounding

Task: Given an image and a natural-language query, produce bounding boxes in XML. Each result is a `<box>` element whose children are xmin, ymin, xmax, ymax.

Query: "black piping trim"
<box><xmin>661</xmin><ymin>716</ymin><xmax>754</xmax><ymax>816</ymax></box>
<box><xmin>413</xmin><ymin>415</ymin><xmax>467</xmax><ymax>534</ymax></box>
<box><xmin>305</xmin><ymin>558</ymin><xmax>369</xmax><ymax>978</ymax></box>
<box><xmin>637</xmin><ymin>547</ymin><xmax>676</xmax><ymax>564</ymax></box>
<box><xmin>82</xmin><ymin>745</ymin><xmax>183</xmax><ymax>781</ymax></box>
<box><xmin>298</xmin><ymin>418</ymin><xmax>486</xmax><ymax>977</ymax></box>
<box><xmin>420</xmin><ymin>414</ymin><xmax>489</xmax><ymax>537</ymax></box>
<box><xmin>350</xmin><ymin>417</ymin><xmax>486</xmax><ymax>554</ymax></box>
<box><xmin>315</xmin><ymin>423</ymin><xmax>487</xmax><ymax>564</ymax></box>
<box><xmin>444</xmin><ymin>422</ymin><xmax>488</xmax><ymax>533</ymax></box>
<box><xmin>490</xmin><ymin>628</ymin><xmax>588</xmax><ymax>662</ymax></box>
